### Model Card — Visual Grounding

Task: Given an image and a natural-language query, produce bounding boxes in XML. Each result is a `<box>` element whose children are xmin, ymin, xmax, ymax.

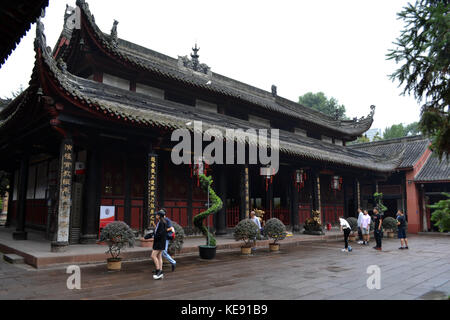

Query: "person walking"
<box><xmin>357</xmin><ymin>208</ymin><xmax>364</xmax><ymax>244</ymax></box>
<box><xmin>396</xmin><ymin>210</ymin><xmax>409</xmax><ymax>250</ymax></box>
<box><xmin>250</xmin><ymin>210</ymin><xmax>261</xmax><ymax>252</ymax></box>
<box><xmin>160</xmin><ymin>209</ymin><xmax>177</xmax><ymax>272</ymax></box>
<box><xmin>361</xmin><ymin>210</ymin><xmax>371</xmax><ymax>245</ymax></box>
<box><xmin>372</xmin><ymin>208</ymin><xmax>383</xmax><ymax>251</ymax></box>
<box><xmin>152</xmin><ymin>210</ymin><xmax>168</xmax><ymax>280</ymax></box>
<box><xmin>339</xmin><ymin>217</ymin><xmax>352</xmax><ymax>252</ymax></box>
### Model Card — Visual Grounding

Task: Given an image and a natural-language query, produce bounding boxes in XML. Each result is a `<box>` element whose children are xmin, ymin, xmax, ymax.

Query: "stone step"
<box><xmin>3</xmin><ymin>253</ymin><xmax>25</xmax><ymax>264</ymax></box>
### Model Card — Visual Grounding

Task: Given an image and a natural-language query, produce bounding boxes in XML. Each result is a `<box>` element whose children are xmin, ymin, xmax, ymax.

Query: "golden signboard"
<box><xmin>148</xmin><ymin>154</ymin><xmax>158</xmax><ymax>228</ymax></box>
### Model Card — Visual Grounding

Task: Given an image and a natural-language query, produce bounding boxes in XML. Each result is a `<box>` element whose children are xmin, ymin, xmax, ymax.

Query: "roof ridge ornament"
<box><xmin>178</xmin><ymin>44</ymin><xmax>211</xmax><ymax>75</ymax></box>
<box><xmin>110</xmin><ymin>20</ymin><xmax>119</xmax><ymax>47</ymax></box>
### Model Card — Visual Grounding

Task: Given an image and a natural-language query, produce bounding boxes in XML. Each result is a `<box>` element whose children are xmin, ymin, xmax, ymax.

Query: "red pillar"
<box><xmin>405</xmin><ymin>171</ymin><xmax>421</xmax><ymax>234</ymax></box>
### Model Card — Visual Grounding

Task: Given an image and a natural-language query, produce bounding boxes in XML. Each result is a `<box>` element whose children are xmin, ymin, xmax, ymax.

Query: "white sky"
<box><xmin>0</xmin><ymin>0</ymin><xmax>422</xmax><ymax>133</ymax></box>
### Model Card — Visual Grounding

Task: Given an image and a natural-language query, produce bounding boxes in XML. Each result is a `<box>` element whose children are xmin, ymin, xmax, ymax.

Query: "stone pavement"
<box><xmin>0</xmin><ymin>226</ymin><xmax>344</xmax><ymax>268</ymax></box>
<box><xmin>0</xmin><ymin>234</ymin><xmax>449</xmax><ymax>300</ymax></box>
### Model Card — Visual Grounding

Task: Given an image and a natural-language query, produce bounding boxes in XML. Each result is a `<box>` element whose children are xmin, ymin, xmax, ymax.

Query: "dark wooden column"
<box><xmin>51</xmin><ymin>138</ymin><xmax>75</xmax><ymax>252</ymax></box>
<box><xmin>311</xmin><ymin>170</ymin><xmax>321</xmax><ymax>215</ymax></box>
<box><xmin>187</xmin><ymin>175</ymin><xmax>193</xmax><ymax>234</ymax></box>
<box><xmin>5</xmin><ymin>170</ymin><xmax>15</xmax><ymax>228</ymax></box>
<box><xmin>81</xmin><ymin>147</ymin><xmax>101</xmax><ymax>244</ymax></box>
<box><xmin>124</xmin><ymin>152</ymin><xmax>132</xmax><ymax>227</ymax></box>
<box><xmin>343</xmin><ymin>176</ymin><xmax>348</xmax><ymax>218</ymax></box>
<box><xmin>266</xmin><ymin>181</ymin><xmax>273</xmax><ymax>219</ymax></box>
<box><xmin>290</xmin><ymin>171</ymin><xmax>300</xmax><ymax>232</ymax></box>
<box><xmin>13</xmin><ymin>155</ymin><xmax>29</xmax><ymax>240</ymax></box>
<box><xmin>215</xmin><ymin>165</ymin><xmax>227</xmax><ymax>235</ymax></box>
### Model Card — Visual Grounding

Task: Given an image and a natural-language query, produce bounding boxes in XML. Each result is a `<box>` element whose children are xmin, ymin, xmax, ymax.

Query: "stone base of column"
<box><xmin>292</xmin><ymin>224</ymin><xmax>301</xmax><ymax>232</ymax></box>
<box><xmin>79</xmin><ymin>234</ymin><xmax>98</xmax><ymax>244</ymax></box>
<box><xmin>215</xmin><ymin>229</ymin><xmax>227</xmax><ymax>236</ymax></box>
<box><xmin>12</xmin><ymin>231</ymin><xmax>27</xmax><ymax>240</ymax></box>
<box><xmin>51</xmin><ymin>241</ymin><xmax>69</xmax><ymax>252</ymax></box>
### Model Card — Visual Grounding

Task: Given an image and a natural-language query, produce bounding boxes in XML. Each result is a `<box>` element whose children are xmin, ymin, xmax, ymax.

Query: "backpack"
<box><xmin>167</xmin><ymin>230</ymin><xmax>175</xmax><ymax>241</ymax></box>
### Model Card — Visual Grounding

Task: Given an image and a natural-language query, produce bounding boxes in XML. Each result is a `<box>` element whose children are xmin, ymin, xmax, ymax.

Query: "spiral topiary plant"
<box><xmin>168</xmin><ymin>221</ymin><xmax>185</xmax><ymax>255</ymax></box>
<box><xmin>193</xmin><ymin>174</ymin><xmax>223</xmax><ymax>247</ymax></box>
<box><xmin>263</xmin><ymin>218</ymin><xmax>287</xmax><ymax>245</ymax></box>
<box><xmin>374</xmin><ymin>192</ymin><xmax>388</xmax><ymax>214</ymax></box>
<box><xmin>234</xmin><ymin>219</ymin><xmax>259</xmax><ymax>248</ymax></box>
<box><xmin>99</xmin><ymin>221</ymin><xmax>135</xmax><ymax>261</ymax></box>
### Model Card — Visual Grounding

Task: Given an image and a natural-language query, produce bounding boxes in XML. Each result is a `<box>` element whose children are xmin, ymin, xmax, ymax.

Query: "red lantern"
<box><xmin>294</xmin><ymin>169</ymin><xmax>307</xmax><ymax>191</ymax></box>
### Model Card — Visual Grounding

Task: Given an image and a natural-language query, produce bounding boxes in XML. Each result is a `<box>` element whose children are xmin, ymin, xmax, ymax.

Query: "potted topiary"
<box><xmin>193</xmin><ymin>174</ymin><xmax>223</xmax><ymax>260</ymax></box>
<box><xmin>234</xmin><ymin>219</ymin><xmax>259</xmax><ymax>255</ymax></box>
<box><xmin>263</xmin><ymin>218</ymin><xmax>287</xmax><ymax>252</ymax></box>
<box><xmin>383</xmin><ymin>217</ymin><xmax>398</xmax><ymax>238</ymax></box>
<box><xmin>99</xmin><ymin>221</ymin><xmax>135</xmax><ymax>271</ymax></box>
<box><xmin>346</xmin><ymin>217</ymin><xmax>358</xmax><ymax>241</ymax></box>
<box><xmin>168</xmin><ymin>221</ymin><xmax>185</xmax><ymax>256</ymax></box>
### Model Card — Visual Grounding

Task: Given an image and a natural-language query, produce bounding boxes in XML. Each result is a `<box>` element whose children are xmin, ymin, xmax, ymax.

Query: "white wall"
<box><xmin>135</xmin><ymin>83</ymin><xmax>165</xmax><ymax>99</ymax></box>
<box><xmin>103</xmin><ymin>73</ymin><xmax>130</xmax><ymax>91</ymax></box>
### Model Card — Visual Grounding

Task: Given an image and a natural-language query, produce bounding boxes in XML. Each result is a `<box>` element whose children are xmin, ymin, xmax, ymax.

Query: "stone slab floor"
<box><xmin>0</xmin><ymin>235</ymin><xmax>449</xmax><ymax>300</ymax></box>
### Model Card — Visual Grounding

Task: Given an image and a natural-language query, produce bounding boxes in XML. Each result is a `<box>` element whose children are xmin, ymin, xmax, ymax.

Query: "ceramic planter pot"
<box><xmin>241</xmin><ymin>246</ymin><xmax>252</xmax><ymax>255</ymax></box>
<box><xmin>107</xmin><ymin>258</ymin><xmax>122</xmax><ymax>271</ymax></box>
<box><xmin>349</xmin><ymin>235</ymin><xmax>356</xmax><ymax>242</ymax></box>
<box><xmin>269</xmin><ymin>243</ymin><xmax>280</xmax><ymax>252</ymax></box>
<box><xmin>140</xmin><ymin>238</ymin><xmax>154</xmax><ymax>247</ymax></box>
<box><xmin>199</xmin><ymin>245</ymin><xmax>216</xmax><ymax>260</ymax></box>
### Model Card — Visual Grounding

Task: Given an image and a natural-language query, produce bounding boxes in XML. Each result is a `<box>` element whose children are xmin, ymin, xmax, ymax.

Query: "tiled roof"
<box><xmin>0</xmin><ymin>19</ymin><xmax>403</xmax><ymax>174</ymax></box>
<box><xmin>415</xmin><ymin>154</ymin><xmax>450</xmax><ymax>182</ymax></box>
<box><xmin>70</xmin><ymin>0</ymin><xmax>375</xmax><ymax>138</ymax></box>
<box><xmin>350</xmin><ymin>136</ymin><xmax>430</xmax><ymax>169</ymax></box>
<box><xmin>0</xmin><ymin>0</ymin><xmax>49</xmax><ymax>66</ymax></box>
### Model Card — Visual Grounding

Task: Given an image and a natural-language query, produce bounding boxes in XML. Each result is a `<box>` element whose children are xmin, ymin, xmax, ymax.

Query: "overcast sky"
<box><xmin>0</xmin><ymin>0</ymin><xmax>422</xmax><ymax>133</ymax></box>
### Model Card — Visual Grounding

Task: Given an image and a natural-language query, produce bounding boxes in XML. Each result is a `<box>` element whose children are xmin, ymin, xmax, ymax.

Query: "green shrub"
<box><xmin>99</xmin><ymin>221</ymin><xmax>135</xmax><ymax>261</ymax></box>
<box><xmin>383</xmin><ymin>216</ymin><xmax>398</xmax><ymax>231</ymax></box>
<box><xmin>234</xmin><ymin>219</ymin><xmax>259</xmax><ymax>248</ymax></box>
<box><xmin>193</xmin><ymin>174</ymin><xmax>223</xmax><ymax>247</ymax></box>
<box><xmin>346</xmin><ymin>217</ymin><xmax>358</xmax><ymax>232</ymax></box>
<box><xmin>263</xmin><ymin>218</ymin><xmax>287</xmax><ymax>244</ymax></box>
<box><xmin>429</xmin><ymin>193</ymin><xmax>450</xmax><ymax>232</ymax></box>
<box><xmin>168</xmin><ymin>222</ymin><xmax>185</xmax><ymax>254</ymax></box>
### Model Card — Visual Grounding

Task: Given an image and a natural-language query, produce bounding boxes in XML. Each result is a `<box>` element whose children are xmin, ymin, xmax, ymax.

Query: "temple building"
<box><xmin>1</xmin><ymin>1</ymin><xmax>412</xmax><ymax>251</ymax></box>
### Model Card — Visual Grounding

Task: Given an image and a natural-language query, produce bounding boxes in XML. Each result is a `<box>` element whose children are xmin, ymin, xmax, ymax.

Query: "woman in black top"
<box><xmin>152</xmin><ymin>210</ymin><xmax>168</xmax><ymax>280</ymax></box>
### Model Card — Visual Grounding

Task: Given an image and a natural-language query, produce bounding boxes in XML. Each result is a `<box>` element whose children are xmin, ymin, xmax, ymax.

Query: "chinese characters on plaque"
<box><xmin>57</xmin><ymin>140</ymin><xmax>73</xmax><ymax>243</ymax></box>
<box><xmin>148</xmin><ymin>154</ymin><xmax>158</xmax><ymax>228</ymax></box>
<box><xmin>244</xmin><ymin>166</ymin><xmax>249</xmax><ymax>219</ymax></box>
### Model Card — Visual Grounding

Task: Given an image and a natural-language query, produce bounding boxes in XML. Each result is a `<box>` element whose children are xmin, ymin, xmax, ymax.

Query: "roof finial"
<box><xmin>110</xmin><ymin>20</ymin><xmax>119</xmax><ymax>47</ymax></box>
<box><xmin>191</xmin><ymin>43</ymin><xmax>200</xmax><ymax>70</ymax></box>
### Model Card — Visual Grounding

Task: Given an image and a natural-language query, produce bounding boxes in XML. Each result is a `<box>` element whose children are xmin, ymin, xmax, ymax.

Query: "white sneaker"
<box><xmin>357</xmin><ymin>241</ymin><xmax>363</xmax><ymax>244</ymax></box>
<box><xmin>341</xmin><ymin>249</ymin><xmax>348</xmax><ymax>252</ymax></box>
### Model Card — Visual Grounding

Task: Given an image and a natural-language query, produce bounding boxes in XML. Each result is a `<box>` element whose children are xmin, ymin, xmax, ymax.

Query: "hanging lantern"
<box><xmin>331</xmin><ymin>175</ymin><xmax>343</xmax><ymax>191</ymax></box>
<box><xmin>262</xmin><ymin>166</ymin><xmax>275</xmax><ymax>192</ymax></box>
<box><xmin>192</xmin><ymin>156</ymin><xmax>206</xmax><ymax>187</ymax></box>
<box><xmin>294</xmin><ymin>169</ymin><xmax>307</xmax><ymax>191</ymax></box>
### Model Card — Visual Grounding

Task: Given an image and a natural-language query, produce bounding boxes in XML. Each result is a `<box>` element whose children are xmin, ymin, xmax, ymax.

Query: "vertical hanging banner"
<box><xmin>357</xmin><ymin>179</ymin><xmax>361</xmax><ymax>209</ymax></box>
<box><xmin>56</xmin><ymin>138</ymin><xmax>74</xmax><ymax>244</ymax></box>
<box><xmin>244</xmin><ymin>165</ymin><xmax>250</xmax><ymax>219</ymax></box>
<box><xmin>316</xmin><ymin>176</ymin><xmax>321</xmax><ymax>214</ymax></box>
<box><xmin>148</xmin><ymin>154</ymin><xmax>158</xmax><ymax>228</ymax></box>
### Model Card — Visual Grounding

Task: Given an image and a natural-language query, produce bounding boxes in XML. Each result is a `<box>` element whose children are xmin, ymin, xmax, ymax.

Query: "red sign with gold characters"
<box><xmin>148</xmin><ymin>154</ymin><xmax>158</xmax><ymax>228</ymax></box>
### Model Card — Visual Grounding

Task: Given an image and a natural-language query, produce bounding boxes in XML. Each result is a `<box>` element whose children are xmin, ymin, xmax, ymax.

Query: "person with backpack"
<box><xmin>160</xmin><ymin>209</ymin><xmax>177</xmax><ymax>272</ymax></box>
<box><xmin>152</xmin><ymin>210</ymin><xmax>168</xmax><ymax>280</ymax></box>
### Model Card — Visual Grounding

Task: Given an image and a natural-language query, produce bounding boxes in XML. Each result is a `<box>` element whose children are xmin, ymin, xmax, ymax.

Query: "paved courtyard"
<box><xmin>0</xmin><ymin>235</ymin><xmax>449</xmax><ymax>300</ymax></box>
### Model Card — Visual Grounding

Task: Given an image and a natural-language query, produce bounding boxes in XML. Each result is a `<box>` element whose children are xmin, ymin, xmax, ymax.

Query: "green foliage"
<box><xmin>234</xmin><ymin>219</ymin><xmax>259</xmax><ymax>247</ymax></box>
<box><xmin>263</xmin><ymin>218</ymin><xmax>287</xmax><ymax>244</ymax></box>
<box><xmin>429</xmin><ymin>192</ymin><xmax>450</xmax><ymax>232</ymax></box>
<box><xmin>298</xmin><ymin>92</ymin><xmax>348</xmax><ymax>120</ymax></box>
<box><xmin>383</xmin><ymin>217</ymin><xmax>399</xmax><ymax>231</ymax></box>
<box><xmin>383</xmin><ymin>122</ymin><xmax>422</xmax><ymax>140</ymax></box>
<box><xmin>387</xmin><ymin>0</ymin><xmax>449</xmax><ymax>159</ymax></box>
<box><xmin>193</xmin><ymin>174</ymin><xmax>223</xmax><ymax>247</ymax></box>
<box><xmin>374</xmin><ymin>192</ymin><xmax>388</xmax><ymax>213</ymax></box>
<box><xmin>346</xmin><ymin>217</ymin><xmax>358</xmax><ymax>232</ymax></box>
<box><xmin>99</xmin><ymin>221</ymin><xmax>135</xmax><ymax>260</ymax></box>
<box><xmin>168</xmin><ymin>222</ymin><xmax>185</xmax><ymax>254</ymax></box>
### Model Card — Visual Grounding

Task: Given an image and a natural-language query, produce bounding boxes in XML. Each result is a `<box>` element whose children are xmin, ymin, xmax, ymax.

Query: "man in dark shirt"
<box><xmin>373</xmin><ymin>208</ymin><xmax>383</xmax><ymax>251</ymax></box>
<box><xmin>396</xmin><ymin>210</ymin><xmax>409</xmax><ymax>249</ymax></box>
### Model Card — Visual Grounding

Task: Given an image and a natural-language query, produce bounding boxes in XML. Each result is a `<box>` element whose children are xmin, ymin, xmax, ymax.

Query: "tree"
<box><xmin>429</xmin><ymin>193</ymin><xmax>450</xmax><ymax>232</ymax></box>
<box><xmin>383</xmin><ymin>124</ymin><xmax>408</xmax><ymax>140</ymax></box>
<box><xmin>387</xmin><ymin>0</ymin><xmax>449</xmax><ymax>160</ymax></box>
<box><xmin>298</xmin><ymin>92</ymin><xmax>348</xmax><ymax>120</ymax></box>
